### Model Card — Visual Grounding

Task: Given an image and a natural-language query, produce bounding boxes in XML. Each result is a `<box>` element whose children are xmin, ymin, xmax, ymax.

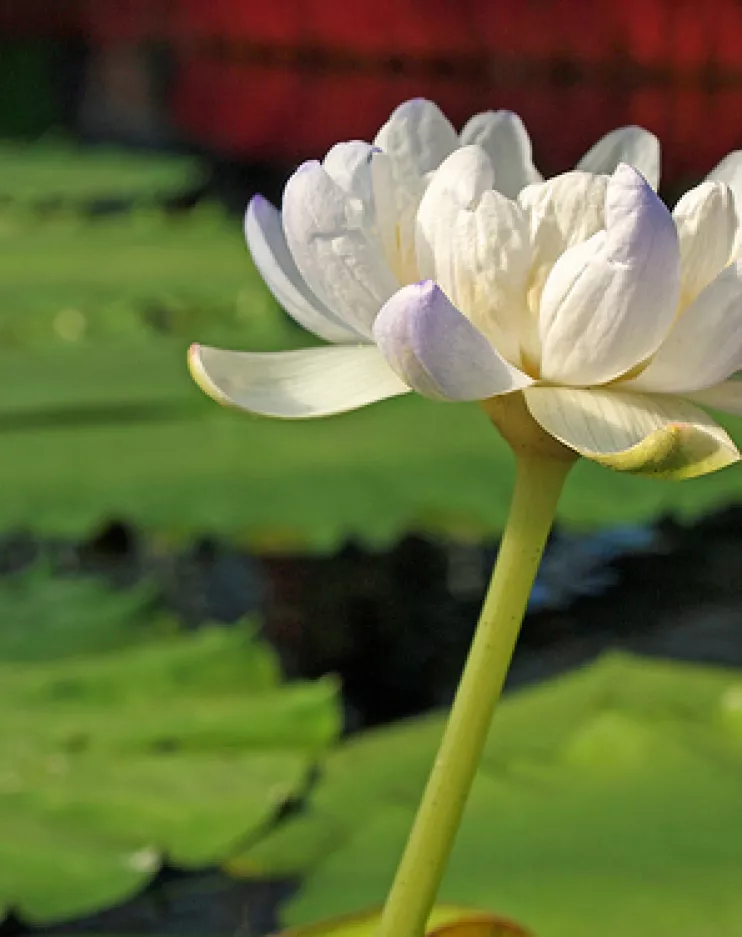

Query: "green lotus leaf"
<box><xmin>0</xmin><ymin>569</ymin><xmax>340</xmax><ymax>925</ymax></box>
<box><xmin>0</xmin><ymin>565</ymin><xmax>165</xmax><ymax>662</ymax></box>
<box><xmin>232</xmin><ymin>653</ymin><xmax>742</xmax><ymax>937</ymax></box>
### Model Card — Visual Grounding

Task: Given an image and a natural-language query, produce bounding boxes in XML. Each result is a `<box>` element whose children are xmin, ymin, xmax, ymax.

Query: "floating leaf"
<box><xmin>232</xmin><ymin>654</ymin><xmax>742</xmax><ymax>937</ymax></box>
<box><xmin>0</xmin><ymin>566</ymin><xmax>164</xmax><ymax>663</ymax></box>
<box><xmin>0</xmin><ymin>612</ymin><xmax>340</xmax><ymax>924</ymax></box>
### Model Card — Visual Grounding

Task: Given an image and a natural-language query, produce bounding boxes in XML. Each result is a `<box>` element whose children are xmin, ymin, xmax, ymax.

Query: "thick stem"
<box><xmin>376</xmin><ymin>456</ymin><xmax>572</xmax><ymax>937</ymax></box>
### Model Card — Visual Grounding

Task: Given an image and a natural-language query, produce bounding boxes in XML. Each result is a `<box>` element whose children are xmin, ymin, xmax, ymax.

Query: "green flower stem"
<box><xmin>376</xmin><ymin>455</ymin><xmax>573</xmax><ymax>937</ymax></box>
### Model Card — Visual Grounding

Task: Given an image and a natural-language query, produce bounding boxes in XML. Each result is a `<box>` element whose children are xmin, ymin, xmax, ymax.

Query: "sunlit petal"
<box><xmin>415</xmin><ymin>145</ymin><xmax>495</xmax><ymax>281</ymax></box>
<box><xmin>672</xmin><ymin>181</ymin><xmax>737</xmax><ymax>305</ymax></box>
<box><xmin>576</xmin><ymin>126</ymin><xmax>660</xmax><ymax>190</ymax></box>
<box><xmin>374</xmin><ymin>98</ymin><xmax>458</xmax><ymax>183</ymax></box>
<box><xmin>188</xmin><ymin>343</ymin><xmax>409</xmax><ymax>418</ymax></box>
<box><xmin>244</xmin><ymin>195</ymin><xmax>362</xmax><ymax>343</ymax></box>
<box><xmin>539</xmin><ymin>164</ymin><xmax>680</xmax><ymax>386</ymax></box>
<box><xmin>459</xmin><ymin>110</ymin><xmax>543</xmax><ymax>198</ymax></box>
<box><xmin>707</xmin><ymin>150</ymin><xmax>742</xmax><ymax>202</ymax></box>
<box><xmin>282</xmin><ymin>160</ymin><xmax>399</xmax><ymax>338</ymax></box>
<box><xmin>372</xmin><ymin>100</ymin><xmax>458</xmax><ymax>285</ymax></box>
<box><xmin>518</xmin><ymin>170</ymin><xmax>609</xmax><ymax>314</ymax></box>
<box><xmin>441</xmin><ymin>189</ymin><xmax>531</xmax><ymax>364</ymax></box>
<box><xmin>686</xmin><ymin>377</ymin><xmax>742</xmax><ymax>417</ymax></box>
<box><xmin>627</xmin><ymin>262</ymin><xmax>742</xmax><ymax>393</ymax></box>
<box><xmin>524</xmin><ymin>386</ymin><xmax>739</xmax><ymax>478</ymax></box>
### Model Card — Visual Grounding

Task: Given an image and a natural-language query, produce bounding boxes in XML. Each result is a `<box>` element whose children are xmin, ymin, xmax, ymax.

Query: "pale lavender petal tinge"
<box><xmin>373</xmin><ymin>281</ymin><xmax>532</xmax><ymax>401</ymax></box>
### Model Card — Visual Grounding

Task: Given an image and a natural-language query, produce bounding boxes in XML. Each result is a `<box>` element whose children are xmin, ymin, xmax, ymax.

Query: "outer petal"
<box><xmin>188</xmin><ymin>343</ymin><xmax>409</xmax><ymax>418</ymax></box>
<box><xmin>415</xmin><ymin>145</ymin><xmax>495</xmax><ymax>280</ymax></box>
<box><xmin>576</xmin><ymin>126</ymin><xmax>660</xmax><ymax>190</ymax></box>
<box><xmin>687</xmin><ymin>378</ymin><xmax>742</xmax><ymax>416</ymax></box>
<box><xmin>282</xmin><ymin>160</ymin><xmax>399</xmax><ymax>338</ymax></box>
<box><xmin>459</xmin><ymin>110</ymin><xmax>543</xmax><ymax>198</ymax></box>
<box><xmin>626</xmin><ymin>262</ymin><xmax>742</xmax><ymax>394</ymax></box>
<box><xmin>539</xmin><ymin>164</ymin><xmax>680</xmax><ymax>386</ymax></box>
<box><xmin>372</xmin><ymin>281</ymin><xmax>532</xmax><ymax>401</ymax></box>
<box><xmin>244</xmin><ymin>196</ymin><xmax>362</xmax><ymax>343</ymax></box>
<box><xmin>672</xmin><ymin>181</ymin><xmax>737</xmax><ymax>305</ymax></box>
<box><xmin>524</xmin><ymin>386</ymin><xmax>739</xmax><ymax>479</ymax></box>
<box><xmin>374</xmin><ymin>99</ymin><xmax>458</xmax><ymax>184</ymax></box>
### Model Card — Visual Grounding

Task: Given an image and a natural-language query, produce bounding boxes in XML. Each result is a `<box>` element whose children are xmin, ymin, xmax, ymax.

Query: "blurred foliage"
<box><xmin>0</xmin><ymin>347</ymin><xmax>741</xmax><ymax>546</ymax></box>
<box><xmin>0</xmin><ymin>139</ymin><xmax>203</xmax><ymax>206</ymax></box>
<box><xmin>0</xmin><ymin>566</ymin><xmax>163</xmax><ymax>662</ymax></box>
<box><xmin>0</xmin><ymin>204</ymin><xmax>296</xmax><ymax>351</ymax></box>
<box><xmin>231</xmin><ymin>654</ymin><xmax>742</xmax><ymax>937</ymax></box>
<box><xmin>0</xmin><ymin>567</ymin><xmax>339</xmax><ymax>924</ymax></box>
<box><xmin>0</xmin><ymin>146</ymin><xmax>742</xmax><ymax>547</ymax></box>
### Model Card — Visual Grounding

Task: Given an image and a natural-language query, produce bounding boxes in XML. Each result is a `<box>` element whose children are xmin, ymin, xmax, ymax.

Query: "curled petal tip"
<box><xmin>295</xmin><ymin>159</ymin><xmax>321</xmax><ymax>174</ymax></box>
<box><xmin>524</xmin><ymin>386</ymin><xmax>739</xmax><ymax>480</ymax></box>
<box><xmin>187</xmin><ymin>342</ymin><xmax>201</xmax><ymax>370</ymax></box>
<box><xmin>398</xmin><ymin>96</ymin><xmax>435</xmax><ymax>109</ymax></box>
<box><xmin>188</xmin><ymin>343</ymin><xmax>230</xmax><ymax>408</ymax></box>
<box><xmin>612</xmin><ymin>161</ymin><xmax>649</xmax><ymax>188</ymax></box>
<box><xmin>246</xmin><ymin>193</ymin><xmax>273</xmax><ymax>227</ymax></box>
<box><xmin>283</xmin><ymin>160</ymin><xmax>322</xmax><ymax>193</ymax></box>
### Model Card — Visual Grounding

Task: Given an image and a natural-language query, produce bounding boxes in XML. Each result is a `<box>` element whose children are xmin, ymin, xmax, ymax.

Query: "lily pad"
<box><xmin>0</xmin><ymin>565</ymin><xmax>164</xmax><ymax>662</ymax></box>
<box><xmin>0</xmin><ymin>598</ymin><xmax>340</xmax><ymax>924</ymax></box>
<box><xmin>231</xmin><ymin>653</ymin><xmax>742</xmax><ymax>937</ymax></box>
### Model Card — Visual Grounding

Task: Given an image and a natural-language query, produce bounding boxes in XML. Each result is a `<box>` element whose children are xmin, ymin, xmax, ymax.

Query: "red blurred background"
<box><xmin>2</xmin><ymin>0</ymin><xmax>742</xmax><ymax>186</ymax></box>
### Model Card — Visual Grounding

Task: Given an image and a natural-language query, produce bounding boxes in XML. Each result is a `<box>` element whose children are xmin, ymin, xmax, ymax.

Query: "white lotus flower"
<box><xmin>190</xmin><ymin>104</ymin><xmax>742</xmax><ymax>479</ymax></box>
